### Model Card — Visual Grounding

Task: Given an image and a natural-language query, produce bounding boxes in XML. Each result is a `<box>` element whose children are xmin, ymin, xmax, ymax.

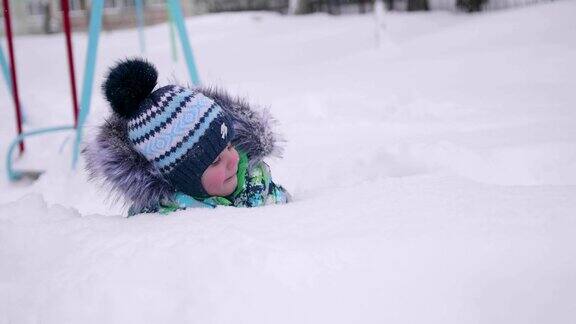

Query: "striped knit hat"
<box><xmin>103</xmin><ymin>58</ymin><xmax>234</xmax><ymax>197</ymax></box>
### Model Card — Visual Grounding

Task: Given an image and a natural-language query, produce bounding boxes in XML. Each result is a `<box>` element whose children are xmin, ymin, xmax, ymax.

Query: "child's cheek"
<box><xmin>216</xmin><ymin>167</ymin><xmax>227</xmax><ymax>185</ymax></box>
<box><xmin>202</xmin><ymin>171</ymin><xmax>217</xmax><ymax>194</ymax></box>
<box><xmin>202</xmin><ymin>165</ymin><xmax>229</xmax><ymax>195</ymax></box>
<box><xmin>210</xmin><ymin>167</ymin><xmax>227</xmax><ymax>187</ymax></box>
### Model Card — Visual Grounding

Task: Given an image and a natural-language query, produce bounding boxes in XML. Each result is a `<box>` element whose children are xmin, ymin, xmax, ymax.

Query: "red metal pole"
<box><xmin>2</xmin><ymin>0</ymin><xmax>24</xmax><ymax>154</ymax></box>
<box><xmin>60</xmin><ymin>0</ymin><xmax>79</xmax><ymax>127</ymax></box>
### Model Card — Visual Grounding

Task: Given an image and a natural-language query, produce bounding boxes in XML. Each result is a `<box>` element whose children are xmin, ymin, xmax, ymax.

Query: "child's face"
<box><xmin>201</xmin><ymin>144</ymin><xmax>239</xmax><ymax>197</ymax></box>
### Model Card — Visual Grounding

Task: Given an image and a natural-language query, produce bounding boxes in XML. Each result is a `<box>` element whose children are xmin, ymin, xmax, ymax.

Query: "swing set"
<box><xmin>1</xmin><ymin>0</ymin><xmax>200</xmax><ymax>181</ymax></box>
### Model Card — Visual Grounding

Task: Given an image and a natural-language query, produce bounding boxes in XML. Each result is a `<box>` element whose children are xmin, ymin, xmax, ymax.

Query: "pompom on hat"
<box><xmin>102</xmin><ymin>58</ymin><xmax>235</xmax><ymax>198</ymax></box>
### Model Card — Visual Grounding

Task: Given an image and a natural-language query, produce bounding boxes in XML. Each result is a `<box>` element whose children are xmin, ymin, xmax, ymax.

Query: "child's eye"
<box><xmin>227</xmin><ymin>144</ymin><xmax>233</xmax><ymax>150</ymax></box>
<box><xmin>211</xmin><ymin>157</ymin><xmax>221</xmax><ymax>166</ymax></box>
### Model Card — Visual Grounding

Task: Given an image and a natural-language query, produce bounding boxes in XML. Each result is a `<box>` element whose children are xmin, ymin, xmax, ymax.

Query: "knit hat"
<box><xmin>102</xmin><ymin>58</ymin><xmax>235</xmax><ymax>198</ymax></box>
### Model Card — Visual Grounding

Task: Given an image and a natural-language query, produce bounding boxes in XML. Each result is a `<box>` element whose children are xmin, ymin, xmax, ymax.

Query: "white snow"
<box><xmin>1</xmin><ymin>1</ymin><xmax>576</xmax><ymax>323</ymax></box>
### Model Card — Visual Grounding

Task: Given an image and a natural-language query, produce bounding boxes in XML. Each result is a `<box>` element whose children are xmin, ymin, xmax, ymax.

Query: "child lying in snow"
<box><xmin>83</xmin><ymin>58</ymin><xmax>290</xmax><ymax>216</ymax></box>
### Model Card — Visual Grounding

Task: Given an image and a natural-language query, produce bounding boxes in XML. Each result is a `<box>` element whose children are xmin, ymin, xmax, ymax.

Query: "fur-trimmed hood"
<box><xmin>83</xmin><ymin>86</ymin><xmax>283</xmax><ymax>212</ymax></box>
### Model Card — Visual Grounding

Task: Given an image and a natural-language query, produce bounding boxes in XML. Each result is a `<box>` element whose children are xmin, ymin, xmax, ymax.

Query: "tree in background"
<box><xmin>407</xmin><ymin>0</ymin><xmax>429</xmax><ymax>11</ymax></box>
<box><xmin>457</xmin><ymin>0</ymin><xmax>487</xmax><ymax>12</ymax></box>
<box><xmin>384</xmin><ymin>0</ymin><xmax>395</xmax><ymax>10</ymax></box>
<box><xmin>289</xmin><ymin>0</ymin><xmax>311</xmax><ymax>13</ymax></box>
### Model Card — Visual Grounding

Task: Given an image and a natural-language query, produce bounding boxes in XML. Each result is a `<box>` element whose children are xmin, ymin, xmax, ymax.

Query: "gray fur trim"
<box><xmin>198</xmin><ymin>86</ymin><xmax>283</xmax><ymax>169</ymax></box>
<box><xmin>82</xmin><ymin>85</ymin><xmax>283</xmax><ymax>210</ymax></box>
<box><xmin>82</xmin><ymin>114</ymin><xmax>175</xmax><ymax>211</ymax></box>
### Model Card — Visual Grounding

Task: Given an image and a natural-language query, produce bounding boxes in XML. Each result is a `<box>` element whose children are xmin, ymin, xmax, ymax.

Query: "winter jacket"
<box><xmin>83</xmin><ymin>86</ymin><xmax>288</xmax><ymax>215</ymax></box>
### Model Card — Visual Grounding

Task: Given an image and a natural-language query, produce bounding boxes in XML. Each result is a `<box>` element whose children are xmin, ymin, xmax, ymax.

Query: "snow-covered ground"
<box><xmin>1</xmin><ymin>1</ymin><xmax>576</xmax><ymax>323</ymax></box>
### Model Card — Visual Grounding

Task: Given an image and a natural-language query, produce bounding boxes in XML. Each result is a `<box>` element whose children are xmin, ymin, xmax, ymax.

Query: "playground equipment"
<box><xmin>2</xmin><ymin>0</ymin><xmax>24</xmax><ymax>156</ymax></box>
<box><xmin>3</xmin><ymin>0</ymin><xmax>200</xmax><ymax>181</ymax></box>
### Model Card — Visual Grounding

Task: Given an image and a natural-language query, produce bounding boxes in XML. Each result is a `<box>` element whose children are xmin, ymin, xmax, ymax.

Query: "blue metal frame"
<box><xmin>0</xmin><ymin>42</ymin><xmax>11</xmax><ymax>93</ymax></box>
<box><xmin>71</xmin><ymin>0</ymin><xmax>104</xmax><ymax>168</ymax></box>
<box><xmin>167</xmin><ymin>4</ymin><xmax>178</xmax><ymax>62</ymax></box>
<box><xmin>6</xmin><ymin>126</ymin><xmax>75</xmax><ymax>181</ymax></box>
<box><xmin>167</xmin><ymin>0</ymin><xmax>200</xmax><ymax>85</ymax></box>
<box><xmin>2</xmin><ymin>32</ymin><xmax>27</xmax><ymax>124</ymax></box>
<box><xmin>135</xmin><ymin>0</ymin><xmax>146</xmax><ymax>54</ymax></box>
